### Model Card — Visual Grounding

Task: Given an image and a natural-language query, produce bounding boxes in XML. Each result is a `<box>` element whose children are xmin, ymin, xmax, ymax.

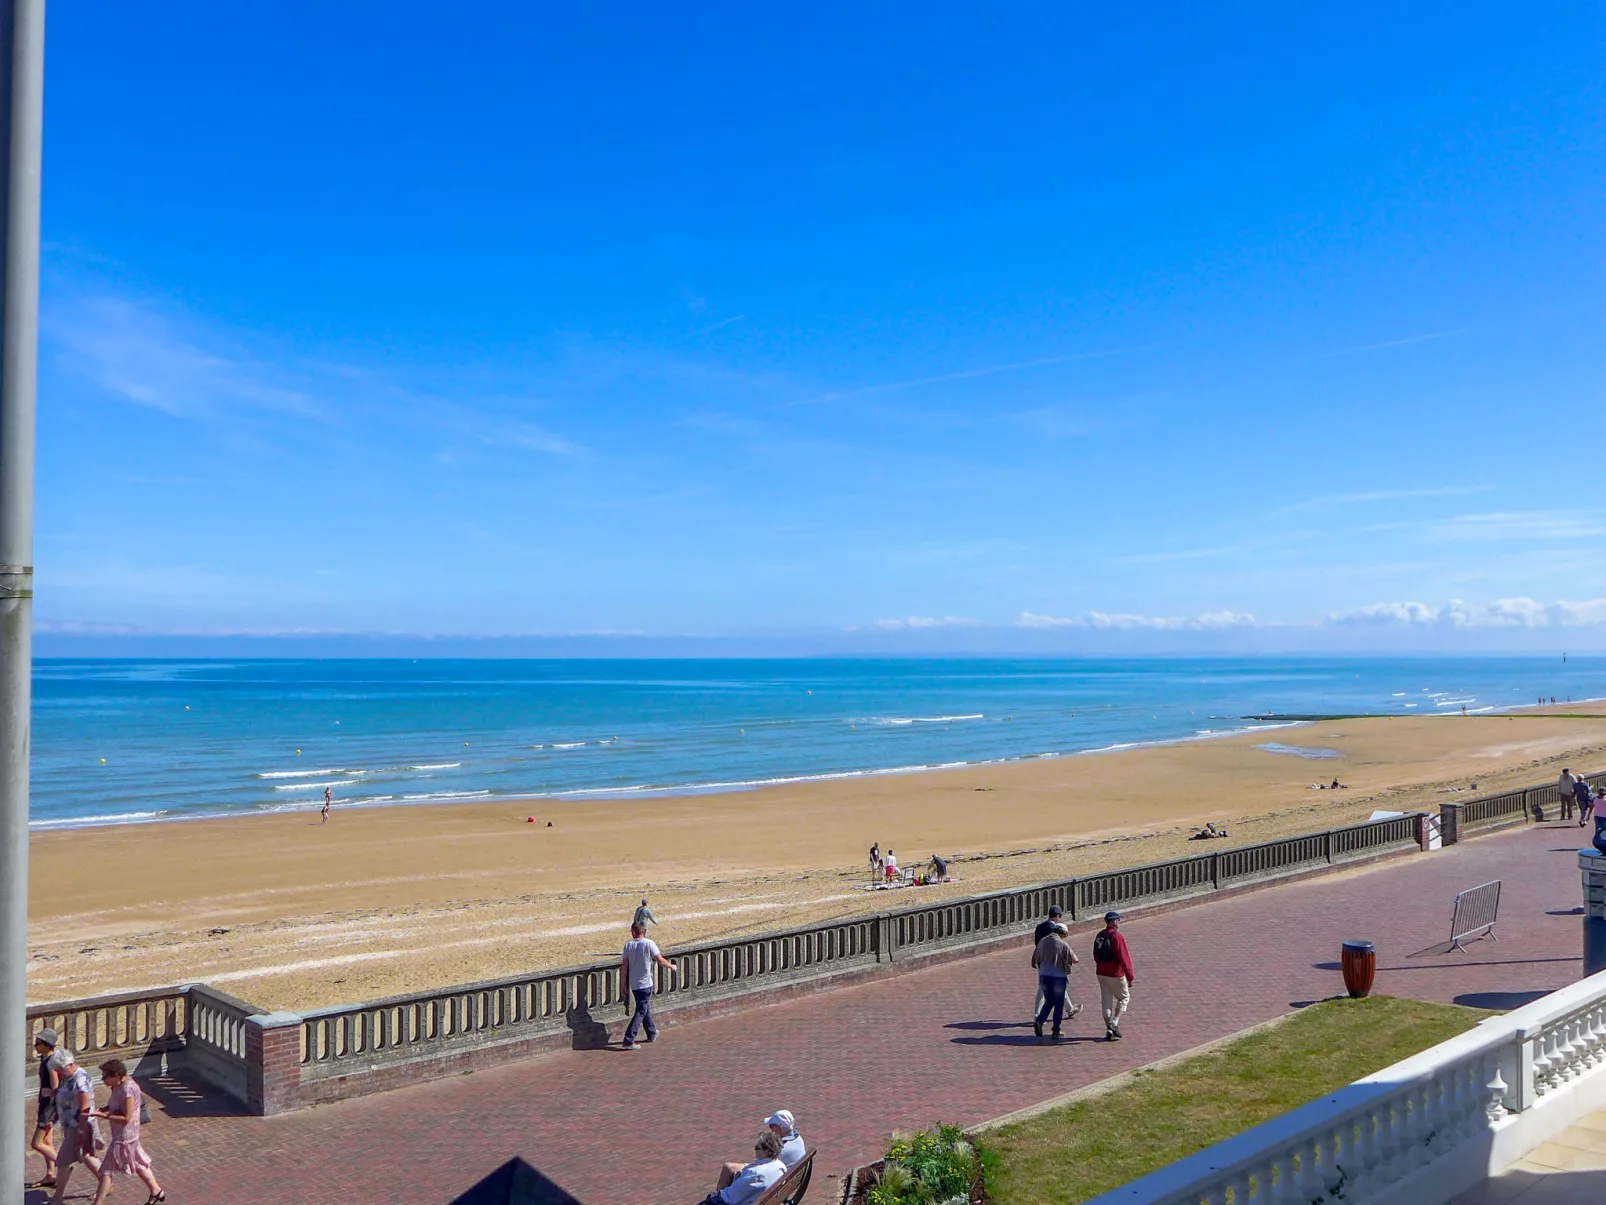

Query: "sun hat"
<box><xmin>765</xmin><ymin>1109</ymin><xmax>795</xmax><ymax>1132</ymax></box>
<box><xmin>35</xmin><ymin>1027</ymin><xmax>57</xmax><ymax>1047</ymax></box>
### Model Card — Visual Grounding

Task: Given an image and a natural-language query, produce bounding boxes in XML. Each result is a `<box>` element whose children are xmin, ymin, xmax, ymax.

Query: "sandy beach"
<box><xmin>27</xmin><ymin>706</ymin><xmax>1606</xmax><ymax>1011</ymax></box>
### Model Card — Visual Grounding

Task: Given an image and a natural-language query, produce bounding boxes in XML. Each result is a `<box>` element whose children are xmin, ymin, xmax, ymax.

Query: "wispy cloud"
<box><xmin>1274</xmin><ymin>484</ymin><xmax>1492</xmax><ymax>515</ymax></box>
<box><xmin>776</xmin><ymin>347</ymin><xmax>1140</xmax><ymax>411</ymax></box>
<box><xmin>1368</xmin><ymin>510</ymin><xmax>1606</xmax><ymax>541</ymax></box>
<box><xmin>46</xmin><ymin>293</ymin><xmax>319</xmax><ymax>420</ymax></box>
<box><xmin>502</xmin><ymin>424</ymin><xmax>582</xmax><ymax>457</ymax></box>
<box><xmin>694</xmin><ymin>314</ymin><xmax>746</xmax><ymax>336</ymax></box>
<box><xmin>1325</xmin><ymin>329</ymin><xmax>1469</xmax><ymax>357</ymax></box>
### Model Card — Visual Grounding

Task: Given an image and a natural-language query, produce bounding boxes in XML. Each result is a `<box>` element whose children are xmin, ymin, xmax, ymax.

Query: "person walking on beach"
<box><xmin>88</xmin><ymin>1059</ymin><xmax>165</xmax><ymax>1204</ymax></box>
<box><xmin>869</xmin><ymin>842</ymin><xmax>882</xmax><ymax>884</ymax></box>
<box><xmin>30</xmin><ymin>1028</ymin><xmax>60</xmax><ymax>1190</ymax></box>
<box><xmin>633</xmin><ymin>897</ymin><xmax>657</xmax><ymax>929</ymax></box>
<box><xmin>1093</xmin><ymin>911</ymin><xmax>1136</xmax><ymax>1041</ymax></box>
<box><xmin>47</xmin><ymin>1048</ymin><xmax>102</xmax><ymax>1205</ymax></box>
<box><xmin>1031</xmin><ymin>921</ymin><xmax>1081</xmax><ymax>1039</ymax></box>
<box><xmin>322</xmin><ymin>785</ymin><xmax>332</xmax><ymax>824</ymax></box>
<box><xmin>620</xmin><ymin>921</ymin><xmax>677</xmax><ymax>1049</ymax></box>
<box><xmin>1559</xmin><ymin>769</ymin><xmax>1578</xmax><ymax>821</ymax></box>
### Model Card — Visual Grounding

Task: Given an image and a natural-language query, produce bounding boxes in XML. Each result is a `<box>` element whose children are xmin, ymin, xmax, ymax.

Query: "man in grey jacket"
<box><xmin>1031</xmin><ymin>923</ymin><xmax>1082</xmax><ymax>1040</ymax></box>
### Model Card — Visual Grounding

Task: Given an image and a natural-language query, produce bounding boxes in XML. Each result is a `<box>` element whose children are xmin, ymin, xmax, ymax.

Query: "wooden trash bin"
<box><xmin>1341</xmin><ymin>940</ymin><xmax>1376</xmax><ymax>998</ymax></box>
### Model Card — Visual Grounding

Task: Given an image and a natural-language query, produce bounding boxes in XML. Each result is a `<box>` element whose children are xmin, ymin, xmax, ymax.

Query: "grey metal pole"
<box><xmin>0</xmin><ymin>0</ymin><xmax>42</xmax><ymax>1197</ymax></box>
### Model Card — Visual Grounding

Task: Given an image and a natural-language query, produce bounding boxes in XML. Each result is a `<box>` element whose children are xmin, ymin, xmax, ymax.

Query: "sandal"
<box><xmin>144</xmin><ymin>1192</ymin><xmax>167</xmax><ymax>1204</ymax></box>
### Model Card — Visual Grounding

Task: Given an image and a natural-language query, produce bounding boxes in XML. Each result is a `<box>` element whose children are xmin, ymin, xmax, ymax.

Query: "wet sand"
<box><xmin>28</xmin><ymin>706</ymin><xmax>1606</xmax><ymax>1011</ymax></box>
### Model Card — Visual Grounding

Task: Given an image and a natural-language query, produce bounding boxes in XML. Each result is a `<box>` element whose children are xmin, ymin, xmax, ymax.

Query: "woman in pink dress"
<box><xmin>88</xmin><ymin>1059</ymin><xmax>165</xmax><ymax>1204</ymax></box>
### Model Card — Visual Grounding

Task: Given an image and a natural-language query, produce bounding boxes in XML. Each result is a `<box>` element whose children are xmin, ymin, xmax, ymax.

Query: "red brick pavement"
<box><xmin>22</xmin><ymin>823</ymin><xmax>1593</xmax><ymax>1205</ymax></box>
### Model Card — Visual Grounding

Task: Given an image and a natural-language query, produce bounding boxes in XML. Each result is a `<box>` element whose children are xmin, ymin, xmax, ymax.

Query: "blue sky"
<box><xmin>34</xmin><ymin>3</ymin><xmax>1606</xmax><ymax>652</ymax></box>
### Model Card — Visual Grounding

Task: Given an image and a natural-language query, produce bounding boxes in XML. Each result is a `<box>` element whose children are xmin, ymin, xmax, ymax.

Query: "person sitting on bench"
<box><xmin>702</xmin><ymin>1131</ymin><xmax>786</xmax><ymax>1204</ymax></box>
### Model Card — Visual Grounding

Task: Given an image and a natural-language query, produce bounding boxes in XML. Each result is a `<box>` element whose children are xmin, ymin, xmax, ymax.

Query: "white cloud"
<box><xmin>875</xmin><ymin>616</ymin><xmax>979</xmax><ymax>630</ymax></box>
<box><xmin>1014</xmin><ymin>609</ymin><xmax>1259</xmax><ymax>631</ymax></box>
<box><xmin>1328</xmin><ymin>597</ymin><xmax>1606</xmax><ymax>629</ymax></box>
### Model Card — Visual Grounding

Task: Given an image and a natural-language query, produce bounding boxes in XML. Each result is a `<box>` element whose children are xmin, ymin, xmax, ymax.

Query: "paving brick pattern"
<box><xmin>22</xmin><ymin>824</ymin><xmax>1593</xmax><ymax>1205</ymax></box>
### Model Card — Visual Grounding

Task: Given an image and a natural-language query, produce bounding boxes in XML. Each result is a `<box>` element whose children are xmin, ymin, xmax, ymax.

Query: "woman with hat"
<box><xmin>30</xmin><ymin>1027</ymin><xmax>60</xmax><ymax>1189</ymax></box>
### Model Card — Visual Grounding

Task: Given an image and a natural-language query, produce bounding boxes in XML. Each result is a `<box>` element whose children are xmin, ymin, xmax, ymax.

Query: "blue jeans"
<box><xmin>624</xmin><ymin>987</ymin><xmax>657</xmax><ymax>1044</ymax></box>
<box><xmin>1036</xmin><ymin>974</ymin><xmax>1067</xmax><ymax>1031</ymax></box>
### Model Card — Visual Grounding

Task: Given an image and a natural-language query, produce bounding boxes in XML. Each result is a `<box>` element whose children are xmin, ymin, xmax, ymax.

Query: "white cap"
<box><xmin>765</xmin><ymin>1109</ymin><xmax>795</xmax><ymax>1132</ymax></box>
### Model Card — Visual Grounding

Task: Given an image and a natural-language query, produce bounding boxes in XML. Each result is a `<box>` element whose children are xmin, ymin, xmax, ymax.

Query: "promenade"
<box><xmin>25</xmin><ymin>822</ymin><xmax>1587</xmax><ymax>1205</ymax></box>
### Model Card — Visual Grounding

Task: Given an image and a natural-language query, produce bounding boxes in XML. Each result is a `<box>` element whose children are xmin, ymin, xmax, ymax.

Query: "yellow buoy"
<box><xmin>100</xmin><ymin>758</ymin><xmax>106</xmax><ymax>764</ymax></box>
<box><xmin>296</xmin><ymin>749</ymin><xmax>302</xmax><ymax>755</ymax></box>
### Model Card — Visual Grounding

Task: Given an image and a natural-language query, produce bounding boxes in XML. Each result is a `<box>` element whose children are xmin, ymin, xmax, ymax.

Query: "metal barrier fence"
<box><xmin>1449</xmin><ymin>879</ymin><xmax>1502</xmax><ymax>952</ymax></box>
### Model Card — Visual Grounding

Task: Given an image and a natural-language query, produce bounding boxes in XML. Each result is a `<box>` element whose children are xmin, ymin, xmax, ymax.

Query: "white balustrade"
<box><xmin>1088</xmin><ymin>969</ymin><xmax>1606</xmax><ymax>1205</ymax></box>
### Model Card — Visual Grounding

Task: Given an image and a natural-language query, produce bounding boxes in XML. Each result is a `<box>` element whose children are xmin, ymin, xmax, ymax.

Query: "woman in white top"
<box><xmin>47</xmin><ymin>1049</ymin><xmax>102</xmax><ymax>1205</ymax></box>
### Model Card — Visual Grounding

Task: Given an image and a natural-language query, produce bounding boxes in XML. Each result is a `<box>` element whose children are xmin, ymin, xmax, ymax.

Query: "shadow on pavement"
<box><xmin>143</xmin><ymin>1073</ymin><xmax>251</xmax><ymax>1120</ymax></box>
<box><xmin>1453</xmin><ymin>990</ymin><xmax>1552</xmax><ymax>1010</ymax></box>
<box><xmin>950</xmin><ymin>1033</ymin><xmax>1102</xmax><ymax>1046</ymax></box>
<box><xmin>451</xmin><ymin>1157</ymin><xmax>588</xmax><ymax>1204</ymax></box>
<box><xmin>944</xmin><ymin>1020</ymin><xmax>1031</xmax><ymax>1031</ymax></box>
<box><xmin>1380</xmin><ymin>955</ymin><xmax>1578</xmax><ymax>972</ymax></box>
<box><xmin>1548</xmin><ymin>908</ymin><xmax>1586</xmax><ymax>916</ymax></box>
<box><xmin>565</xmin><ymin>1003</ymin><xmax>613</xmax><ymax>1051</ymax></box>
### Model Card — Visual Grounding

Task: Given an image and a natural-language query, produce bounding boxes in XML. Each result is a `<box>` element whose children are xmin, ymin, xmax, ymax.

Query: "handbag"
<box><xmin>139</xmin><ymin>1098</ymin><xmax>152</xmax><ymax>1125</ymax></box>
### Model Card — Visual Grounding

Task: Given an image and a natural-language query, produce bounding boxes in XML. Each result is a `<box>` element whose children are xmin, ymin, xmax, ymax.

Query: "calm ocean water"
<box><xmin>29</xmin><ymin>657</ymin><xmax>1606</xmax><ymax>829</ymax></box>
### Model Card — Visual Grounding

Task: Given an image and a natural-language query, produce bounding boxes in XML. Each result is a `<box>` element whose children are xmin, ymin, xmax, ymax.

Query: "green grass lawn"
<box><xmin>977</xmin><ymin>996</ymin><xmax>1492</xmax><ymax>1205</ymax></box>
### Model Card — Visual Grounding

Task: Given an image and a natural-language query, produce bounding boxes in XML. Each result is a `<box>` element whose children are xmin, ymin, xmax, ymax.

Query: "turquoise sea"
<box><xmin>29</xmin><ymin>656</ymin><xmax>1606</xmax><ymax>829</ymax></box>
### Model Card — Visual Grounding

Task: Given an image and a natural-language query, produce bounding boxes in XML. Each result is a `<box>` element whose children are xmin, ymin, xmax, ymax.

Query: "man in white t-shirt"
<box><xmin>620</xmin><ymin>922</ymin><xmax>677</xmax><ymax>1049</ymax></box>
<box><xmin>700</xmin><ymin>1131</ymin><xmax>786</xmax><ymax>1205</ymax></box>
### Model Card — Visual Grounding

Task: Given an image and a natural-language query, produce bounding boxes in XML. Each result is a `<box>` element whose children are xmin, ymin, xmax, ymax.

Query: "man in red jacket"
<box><xmin>1093</xmin><ymin>910</ymin><xmax>1135</xmax><ymax>1041</ymax></box>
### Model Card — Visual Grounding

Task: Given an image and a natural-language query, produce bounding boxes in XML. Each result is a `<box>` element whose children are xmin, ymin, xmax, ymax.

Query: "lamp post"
<box><xmin>0</xmin><ymin>0</ymin><xmax>43</xmax><ymax>1196</ymax></box>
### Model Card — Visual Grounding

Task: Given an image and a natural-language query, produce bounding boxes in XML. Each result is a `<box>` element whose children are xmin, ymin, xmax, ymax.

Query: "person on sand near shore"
<box><xmin>1031</xmin><ymin>921</ymin><xmax>1081</xmax><ymax>1040</ymax></box>
<box><xmin>620</xmin><ymin>922</ymin><xmax>677</xmax><ymax>1050</ymax></box>
<box><xmin>47</xmin><ymin>1048</ymin><xmax>102</xmax><ymax>1205</ymax></box>
<box><xmin>88</xmin><ymin>1059</ymin><xmax>165</xmax><ymax>1205</ymax></box>
<box><xmin>30</xmin><ymin>1028</ymin><xmax>60</xmax><ymax>1190</ymax></box>
<box><xmin>633</xmin><ymin>898</ymin><xmax>657</xmax><ymax>929</ymax></box>
<box><xmin>1559</xmin><ymin>769</ymin><xmax>1578</xmax><ymax>821</ymax></box>
<box><xmin>698</xmin><ymin>1131</ymin><xmax>786</xmax><ymax>1205</ymax></box>
<box><xmin>925</xmin><ymin>854</ymin><xmax>949</xmax><ymax>882</ymax></box>
<box><xmin>869</xmin><ymin>842</ymin><xmax>882</xmax><ymax>884</ymax></box>
<box><xmin>322</xmin><ymin>785</ymin><xmax>332</xmax><ymax>824</ymax></box>
<box><xmin>883</xmin><ymin>849</ymin><xmax>899</xmax><ymax>882</ymax></box>
<box><xmin>715</xmin><ymin>1110</ymin><xmax>806</xmax><ymax>1189</ymax></box>
<box><xmin>1093</xmin><ymin>911</ymin><xmax>1136</xmax><ymax>1042</ymax></box>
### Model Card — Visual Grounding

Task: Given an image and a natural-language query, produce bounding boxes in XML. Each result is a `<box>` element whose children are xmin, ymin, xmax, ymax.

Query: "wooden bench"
<box><xmin>753</xmin><ymin>1151</ymin><xmax>813</xmax><ymax>1205</ymax></box>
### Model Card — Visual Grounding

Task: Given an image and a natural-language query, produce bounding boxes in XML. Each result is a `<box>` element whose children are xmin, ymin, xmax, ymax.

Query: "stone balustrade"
<box><xmin>1086</xmin><ymin>969</ymin><xmax>1606</xmax><ymax>1205</ymax></box>
<box><xmin>22</xmin><ymin>982</ymin><xmax>262</xmax><ymax>1104</ymax></box>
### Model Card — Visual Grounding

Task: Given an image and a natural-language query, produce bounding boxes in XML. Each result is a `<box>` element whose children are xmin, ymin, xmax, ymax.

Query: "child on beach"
<box><xmin>322</xmin><ymin>785</ymin><xmax>332</xmax><ymax>824</ymax></box>
<box><xmin>89</xmin><ymin>1059</ymin><xmax>164</xmax><ymax>1204</ymax></box>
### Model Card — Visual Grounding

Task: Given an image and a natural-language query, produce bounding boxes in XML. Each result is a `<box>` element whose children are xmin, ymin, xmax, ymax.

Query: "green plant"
<box><xmin>866</xmin><ymin>1123</ymin><xmax>977</xmax><ymax>1205</ymax></box>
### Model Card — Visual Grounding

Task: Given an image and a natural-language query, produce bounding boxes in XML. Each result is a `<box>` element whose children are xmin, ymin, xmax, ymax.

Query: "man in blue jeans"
<box><xmin>1031</xmin><ymin>921</ymin><xmax>1081</xmax><ymax>1040</ymax></box>
<box><xmin>621</xmin><ymin>922</ymin><xmax>678</xmax><ymax>1049</ymax></box>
